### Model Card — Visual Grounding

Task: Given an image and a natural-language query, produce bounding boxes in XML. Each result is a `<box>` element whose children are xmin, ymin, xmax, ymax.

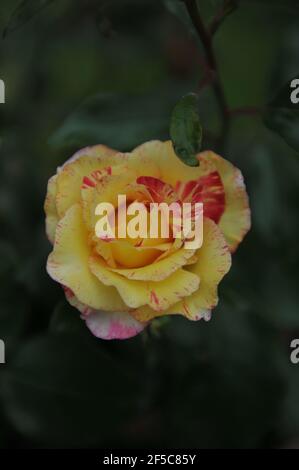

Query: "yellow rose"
<box><xmin>45</xmin><ymin>141</ymin><xmax>250</xmax><ymax>339</ymax></box>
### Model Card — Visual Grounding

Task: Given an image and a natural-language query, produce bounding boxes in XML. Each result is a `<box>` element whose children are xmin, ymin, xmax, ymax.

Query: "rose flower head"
<box><xmin>45</xmin><ymin>141</ymin><xmax>250</xmax><ymax>340</ymax></box>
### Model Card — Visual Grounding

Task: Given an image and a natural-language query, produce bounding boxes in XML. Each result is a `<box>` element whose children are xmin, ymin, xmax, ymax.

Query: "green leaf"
<box><xmin>3</xmin><ymin>0</ymin><xmax>56</xmax><ymax>37</ymax></box>
<box><xmin>264</xmin><ymin>75</ymin><xmax>299</xmax><ymax>152</ymax></box>
<box><xmin>49</xmin><ymin>92</ymin><xmax>176</xmax><ymax>151</ymax></box>
<box><xmin>209</xmin><ymin>1</ymin><xmax>239</xmax><ymax>36</ymax></box>
<box><xmin>170</xmin><ymin>93</ymin><xmax>202</xmax><ymax>167</ymax></box>
<box><xmin>163</xmin><ymin>0</ymin><xmax>195</xmax><ymax>35</ymax></box>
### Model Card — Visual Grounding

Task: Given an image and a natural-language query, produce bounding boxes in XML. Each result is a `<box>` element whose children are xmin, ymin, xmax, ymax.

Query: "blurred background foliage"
<box><xmin>0</xmin><ymin>0</ymin><xmax>299</xmax><ymax>449</ymax></box>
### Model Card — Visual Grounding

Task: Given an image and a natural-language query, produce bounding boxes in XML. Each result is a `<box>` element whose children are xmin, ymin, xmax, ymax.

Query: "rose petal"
<box><xmin>85</xmin><ymin>310</ymin><xmax>146</xmax><ymax>340</ymax></box>
<box><xmin>200</xmin><ymin>151</ymin><xmax>251</xmax><ymax>252</ymax></box>
<box><xmin>89</xmin><ymin>254</ymin><xmax>200</xmax><ymax>312</ymax></box>
<box><xmin>44</xmin><ymin>175</ymin><xmax>59</xmax><ymax>244</ymax></box>
<box><xmin>175</xmin><ymin>170</ymin><xmax>225</xmax><ymax>224</ymax></box>
<box><xmin>110</xmin><ymin>246</ymin><xmax>196</xmax><ymax>281</ymax></box>
<box><xmin>130</xmin><ymin>140</ymin><xmax>205</xmax><ymax>186</ymax></box>
<box><xmin>47</xmin><ymin>204</ymin><xmax>126</xmax><ymax>311</ymax></box>
<box><xmin>131</xmin><ymin>218</ymin><xmax>231</xmax><ymax>322</ymax></box>
<box><xmin>56</xmin><ymin>145</ymin><xmax>124</xmax><ymax>218</ymax></box>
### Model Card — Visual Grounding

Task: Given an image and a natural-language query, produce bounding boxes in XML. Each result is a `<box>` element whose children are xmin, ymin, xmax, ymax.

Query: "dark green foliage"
<box><xmin>1</xmin><ymin>334</ymin><xmax>144</xmax><ymax>446</ymax></box>
<box><xmin>264</xmin><ymin>75</ymin><xmax>299</xmax><ymax>152</ymax></box>
<box><xmin>50</xmin><ymin>92</ymin><xmax>176</xmax><ymax>152</ymax></box>
<box><xmin>0</xmin><ymin>0</ymin><xmax>298</xmax><ymax>449</ymax></box>
<box><xmin>3</xmin><ymin>0</ymin><xmax>56</xmax><ymax>37</ymax></box>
